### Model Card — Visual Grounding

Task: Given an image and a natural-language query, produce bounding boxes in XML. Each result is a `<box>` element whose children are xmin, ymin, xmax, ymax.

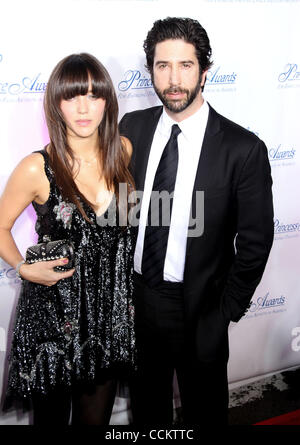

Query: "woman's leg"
<box><xmin>71</xmin><ymin>379</ymin><xmax>117</xmax><ymax>425</ymax></box>
<box><xmin>31</xmin><ymin>387</ymin><xmax>72</xmax><ymax>425</ymax></box>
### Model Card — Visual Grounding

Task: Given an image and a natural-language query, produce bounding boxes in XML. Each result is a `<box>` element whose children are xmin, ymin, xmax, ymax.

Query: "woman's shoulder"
<box><xmin>19</xmin><ymin>151</ymin><xmax>45</xmax><ymax>170</ymax></box>
<box><xmin>1</xmin><ymin>150</ymin><xmax>50</xmax><ymax>206</ymax></box>
<box><xmin>12</xmin><ymin>150</ymin><xmax>48</xmax><ymax>183</ymax></box>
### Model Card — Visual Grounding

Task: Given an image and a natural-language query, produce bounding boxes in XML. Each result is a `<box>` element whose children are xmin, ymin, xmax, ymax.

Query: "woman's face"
<box><xmin>60</xmin><ymin>79</ymin><xmax>106</xmax><ymax>142</ymax></box>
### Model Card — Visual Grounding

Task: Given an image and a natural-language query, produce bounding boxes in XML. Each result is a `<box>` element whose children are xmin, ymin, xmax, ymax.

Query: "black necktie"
<box><xmin>141</xmin><ymin>124</ymin><xmax>181</xmax><ymax>287</ymax></box>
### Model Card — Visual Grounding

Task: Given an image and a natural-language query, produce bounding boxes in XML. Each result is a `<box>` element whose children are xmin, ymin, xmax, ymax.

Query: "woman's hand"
<box><xmin>19</xmin><ymin>258</ymin><xmax>75</xmax><ymax>287</ymax></box>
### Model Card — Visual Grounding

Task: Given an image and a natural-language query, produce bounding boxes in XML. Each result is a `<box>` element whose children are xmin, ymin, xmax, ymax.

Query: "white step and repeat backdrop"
<box><xmin>0</xmin><ymin>0</ymin><xmax>300</xmax><ymax>425</ymax></box>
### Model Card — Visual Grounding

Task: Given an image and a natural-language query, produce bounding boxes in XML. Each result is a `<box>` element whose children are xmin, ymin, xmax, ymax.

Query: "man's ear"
<box><xmin>201</xmin><ymin>69</ymin><xmax>208</xmax><ymax>91</ymax></box>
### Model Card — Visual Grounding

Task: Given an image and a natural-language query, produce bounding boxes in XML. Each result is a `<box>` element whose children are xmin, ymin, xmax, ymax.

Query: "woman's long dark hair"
<box><xmin>44</xmin><ymin>52</ymin><xmax>134</xmax><ymax>221</ymax></box>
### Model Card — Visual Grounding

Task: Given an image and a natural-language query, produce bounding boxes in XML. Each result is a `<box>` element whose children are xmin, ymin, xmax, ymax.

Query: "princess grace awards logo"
<box><xmin>206</xmin><ymin>66</ymin><xmax>237</xmax><ymax>92</ymax></box>
<box><xmin>0</xmin><ymin>262</ymin><xmax>21</xmax><ymax>287</ymax></box>
<box><xmin>274</xmin><ymin>218</ymin><xmax>300</xmax><ymax>241</ymax></box>
<box><xmin>243</xmin><ymin>292</ymin><xmax>286</xmax><ymax>320</ymax></box>
<box><xmin>0</xmin><ymin>68</ymin><xmax>47</xmax><ymax>103</ymax></box>
<box><xmin>268</xmin><ymin>144</ymin><xmax>296</xmax><ymax>167</ymax></box>
<box><xmin>278</xmin><ymin>63</ymin><xmax>300</xmax><ymax>89</ymax></box>
<box><xmin>117</xmin><ymin>69</ymin><xmax>156</xmax><ymax>100</ymax></box>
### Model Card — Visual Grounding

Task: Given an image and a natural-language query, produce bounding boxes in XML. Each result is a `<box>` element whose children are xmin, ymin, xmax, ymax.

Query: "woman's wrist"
<box><xmin>15</xmin><ymin>260</ymin><xmax>26</xmax><ymax>280</ymax></box>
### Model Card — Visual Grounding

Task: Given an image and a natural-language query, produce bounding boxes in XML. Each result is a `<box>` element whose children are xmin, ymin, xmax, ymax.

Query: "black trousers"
<box><xmin>130</xmin><ymin>272</ymin><xmax>229</xmax><ymax>426</ymax></box>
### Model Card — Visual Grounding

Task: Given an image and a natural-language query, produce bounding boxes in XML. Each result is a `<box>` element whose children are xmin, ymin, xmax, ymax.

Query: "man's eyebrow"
<box><xmin>155</xmin><ymin>59</ymin><xmax>195</xmax><ymax>65</ymax></box>
<box><xmin>155</xmin><ymin>60</ymin><xmax>168</xmax><ymax>65</ymax></box>
<box><xmin>180</xmin><ymin>60</ymin><xmax>195</xmax><ymax>64</ymax></box>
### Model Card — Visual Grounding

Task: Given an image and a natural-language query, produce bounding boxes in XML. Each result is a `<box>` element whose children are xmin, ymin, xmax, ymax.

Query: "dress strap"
<box><xmin>32</xmin><ymin>148</ymin><xmax>53</xmax><ymax>182</ymax></box>
<box><xmin>33</xmin><ymin>148</ymin><xmax>49</xmax><ymax>160</ymax></box>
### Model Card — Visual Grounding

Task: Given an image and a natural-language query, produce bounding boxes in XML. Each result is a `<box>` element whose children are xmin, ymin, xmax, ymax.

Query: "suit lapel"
<box><xmin>186</xmin><ymin>104</ymin><xmax>224</xmax><ymax>254</ymax></box>
<box><xmin>194</xmin><ymin>105</ymin><xmax>223</xmax><ymax>188</ymax></box>
<box><xmin>134</xmin><ymin>106</ymin><xmax>163</xmax><ymax>191</ymax></box>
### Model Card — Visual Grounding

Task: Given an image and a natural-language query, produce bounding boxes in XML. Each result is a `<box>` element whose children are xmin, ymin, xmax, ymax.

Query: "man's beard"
<box><xmin>153</xmin><ymin>77</ymin><xmax>202</xmax><ymax>113</ymax></box>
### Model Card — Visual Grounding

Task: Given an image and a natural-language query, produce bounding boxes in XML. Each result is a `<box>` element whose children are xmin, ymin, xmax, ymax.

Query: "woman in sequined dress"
<box><xmin>0</xmin><ymin>53</ymin><xmax>136</xmax><ymax>425</ymax></box>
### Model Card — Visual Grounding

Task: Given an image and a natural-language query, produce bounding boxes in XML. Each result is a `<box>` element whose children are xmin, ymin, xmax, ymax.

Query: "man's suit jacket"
<box><xmin>119</xmin><ymin>104</ymin><xmax>274</xmax><ymax>362</ymax></box>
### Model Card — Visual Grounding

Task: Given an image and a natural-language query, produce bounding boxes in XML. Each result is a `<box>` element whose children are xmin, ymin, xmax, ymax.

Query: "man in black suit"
<box><xmin>119</xmin><ymin>17</ymin><xmax>274</xmax><ymax>426</ymax></box>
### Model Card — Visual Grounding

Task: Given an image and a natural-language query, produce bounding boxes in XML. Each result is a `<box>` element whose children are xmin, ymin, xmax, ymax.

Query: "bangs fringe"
<box><xmin>57</xmin><ymin>61</ymin><xmax>110</xmax><ymax>101</ymax></box>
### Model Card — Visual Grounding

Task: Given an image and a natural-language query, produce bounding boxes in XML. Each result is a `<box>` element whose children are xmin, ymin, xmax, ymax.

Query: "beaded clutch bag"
<box><xmin>25</xmin><ymin>236</ymin><xmax>75</xmax><ymax>272</ymax></box>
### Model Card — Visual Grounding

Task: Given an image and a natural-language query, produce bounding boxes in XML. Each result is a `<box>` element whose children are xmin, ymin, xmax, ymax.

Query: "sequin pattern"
<box><xmin>5</xmin><ymin>149</ymin><xmax>136</xmax><ymax>405</ymax></box>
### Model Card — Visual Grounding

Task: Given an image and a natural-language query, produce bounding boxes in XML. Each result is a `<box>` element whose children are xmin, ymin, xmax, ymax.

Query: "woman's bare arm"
<box><xmin>0</xmin><ymin>153</ymin><xmax>75</xmax><ymax>285</ymax></box>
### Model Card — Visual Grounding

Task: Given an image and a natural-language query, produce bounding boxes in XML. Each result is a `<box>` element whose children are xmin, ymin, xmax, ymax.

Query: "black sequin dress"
<box><xmin>4</xmin><ymin>149</ymin><xmax>136</xmax><ymax>407</ymax></box>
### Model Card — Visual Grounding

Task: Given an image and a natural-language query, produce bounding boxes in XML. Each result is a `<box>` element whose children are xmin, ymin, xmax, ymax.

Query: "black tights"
<box><xmin>32</xmin><ymin>379</ymin><xmax>117</xmax><ymax>425</ymax></box>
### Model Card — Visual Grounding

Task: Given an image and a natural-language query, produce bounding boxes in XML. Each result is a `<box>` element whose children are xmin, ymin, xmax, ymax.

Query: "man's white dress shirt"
<box><xmin>134</xmin><ymin>100</ymin><xmax>209</xmax><ymax>282</ymax></box>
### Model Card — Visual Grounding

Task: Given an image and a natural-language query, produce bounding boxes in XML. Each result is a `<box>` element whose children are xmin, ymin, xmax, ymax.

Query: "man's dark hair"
<box><xmin>143</xmin><ymin>17</ymin><xmax>213</xmax><ymax>75</ymax></box>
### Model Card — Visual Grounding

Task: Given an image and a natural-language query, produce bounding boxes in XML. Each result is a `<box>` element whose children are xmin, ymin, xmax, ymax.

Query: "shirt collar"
<box><xmin>160</xmin><ymin>100</ymin><xmax>209</xmax><ymax>142</ymax></box>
